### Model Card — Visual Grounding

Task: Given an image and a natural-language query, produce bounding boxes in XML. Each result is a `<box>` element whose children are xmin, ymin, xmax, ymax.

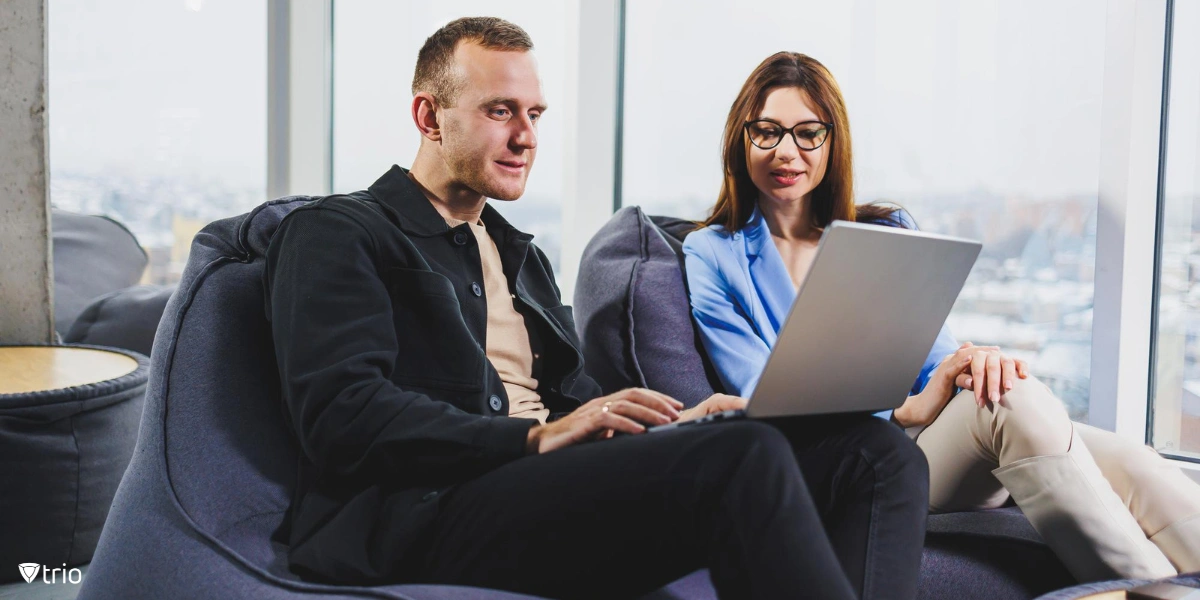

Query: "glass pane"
<box><xmin>1152</xmin><ymin>1</ymin><xmax>1200</xmax><ymax>460</ymax></box>
<box><xmin>333</xmin><ymin>2</ymin><xmax>568</xmax><ymax>272</ymax></box>
<box><xmin>49</xmin><ymin>0</ymin><xmax>268</xmax><ymax>285</ymax></box>
<box><xmin>623</xmin><ymin>0</ymin><xmax>1104</xmax><ymax>422</ymax></box>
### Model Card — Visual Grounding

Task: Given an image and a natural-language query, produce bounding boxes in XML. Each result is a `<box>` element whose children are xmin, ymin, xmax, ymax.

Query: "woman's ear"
<box><xmin>412</xmin><ymin>92</ymin><xmax>442</xmax><ymax>142</ymax></box>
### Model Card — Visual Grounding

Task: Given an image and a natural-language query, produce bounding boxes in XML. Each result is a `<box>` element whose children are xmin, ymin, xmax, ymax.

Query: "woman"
<box><xmin>684</xmin><ymin>51</ymin><xmax>1200</xmax><ymax>583</ymax></box>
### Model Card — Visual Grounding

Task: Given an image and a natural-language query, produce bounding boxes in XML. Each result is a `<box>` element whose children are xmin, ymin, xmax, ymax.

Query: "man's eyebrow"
<box><xmin>479</xmin><ymin>96</ymin><xmax>548</xmax><ymax>112</ymax></box>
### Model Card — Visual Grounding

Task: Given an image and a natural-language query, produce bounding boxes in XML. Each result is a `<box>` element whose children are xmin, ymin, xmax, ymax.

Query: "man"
<box><xmin>265</xmin><ymin>17</ymin><xmax>929</xmax><ymax>600</ymax></box>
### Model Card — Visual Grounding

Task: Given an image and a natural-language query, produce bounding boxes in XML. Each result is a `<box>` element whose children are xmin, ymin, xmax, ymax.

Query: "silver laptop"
<box><xmin>650</xmin><ymin>219</ymin><xmax>981</xmax><ymax>430</ymax></box>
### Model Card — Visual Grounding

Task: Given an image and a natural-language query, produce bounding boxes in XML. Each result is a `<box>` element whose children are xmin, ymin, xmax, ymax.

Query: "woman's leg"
<box><xmin>773</xmin><ymin>414</ymin><xmax>930</xmax><ymax>600</ymax></box>
<box><xmin>917</xmin><ymin>377</ymin><xmax>1175</xmax><ymax>580</ymax></box>
<box><xmin>1076</xmin><ymin>423</ymin><xmax>1200</xmax><ymax>572</ymax></box>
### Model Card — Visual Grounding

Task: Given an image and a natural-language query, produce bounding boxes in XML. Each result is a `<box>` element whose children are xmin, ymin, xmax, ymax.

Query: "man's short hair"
<box><xmin>412</xmin><ymin>17</ymin><xmax>534</xmax><ymax>107</ymax></box>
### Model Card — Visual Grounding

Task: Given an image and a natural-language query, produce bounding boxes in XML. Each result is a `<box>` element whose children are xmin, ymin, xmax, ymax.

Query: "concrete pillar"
<box><xmin>0</xmin><ymin>0</ymin><xmax>54</xmax><ymax>344</ymax></box>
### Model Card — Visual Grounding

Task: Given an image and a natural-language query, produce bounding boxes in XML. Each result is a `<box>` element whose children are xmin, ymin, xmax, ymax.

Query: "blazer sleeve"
<box><xmin>264</xmin><ymin>207</ymin><xmax>534</xmax><ymax>485</ymax></box>
<box><xmin>683</xmin><ymin>233</ymin><xmax>773</xmax><ymax>397</ymax></box>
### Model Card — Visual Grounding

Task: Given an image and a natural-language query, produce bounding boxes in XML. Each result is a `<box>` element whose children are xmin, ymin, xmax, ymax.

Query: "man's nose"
<box><xmin>512</xmin><ymin>115</ymin><xmax>538</xmax><ymax>150</ymax></box>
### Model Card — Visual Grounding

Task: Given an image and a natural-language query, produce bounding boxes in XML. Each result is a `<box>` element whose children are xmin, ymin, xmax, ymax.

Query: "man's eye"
<box><xmin>529</xmin><ymin>112</ymin><xmax>541</xmax><ymax>122</ymax></box>
<box><xmin>490</xmin><ymin>108</ymin><xmax>511</xmax><ymax>118</ymax></box>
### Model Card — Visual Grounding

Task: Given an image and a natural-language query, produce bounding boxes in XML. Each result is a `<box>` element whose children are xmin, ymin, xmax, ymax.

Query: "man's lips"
<box><xmin>496</xmin><ymin>160</ymin><xmax>527</xmax><ymax>172</ymax></box>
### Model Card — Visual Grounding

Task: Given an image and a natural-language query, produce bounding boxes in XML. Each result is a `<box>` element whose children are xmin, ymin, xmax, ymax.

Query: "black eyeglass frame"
<box><xmin>743</xmin><ymin>119</ymin><xmax>834</xmax><ymax>151</ymax></box>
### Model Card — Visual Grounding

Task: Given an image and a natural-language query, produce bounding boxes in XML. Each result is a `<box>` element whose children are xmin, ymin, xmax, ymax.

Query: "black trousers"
<box><xmin>415</xmin><ymin>416</ymin><xmax>929</xmax><ymax>600</ymax></box>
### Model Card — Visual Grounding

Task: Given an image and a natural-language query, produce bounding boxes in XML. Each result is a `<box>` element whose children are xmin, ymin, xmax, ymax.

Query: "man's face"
<box><xmin>438</xmin><ymin>43</ymin><xmax>546</xmax><ymax>201</ymax></box>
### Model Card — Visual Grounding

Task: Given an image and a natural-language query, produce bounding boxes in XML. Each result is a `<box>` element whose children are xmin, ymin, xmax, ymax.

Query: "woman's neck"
<box><xmin>758</xmin><ymin>195</ymin><xmax>820</xmax><ymax>243</ymax></box>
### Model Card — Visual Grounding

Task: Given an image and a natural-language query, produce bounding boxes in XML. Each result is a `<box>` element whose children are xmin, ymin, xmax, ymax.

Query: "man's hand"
<box><xmin>525</xmin><ymin>388</ymin><xmax>683</xmax><ymax>454</ymax></box>
<box><xmin>678</xmin><ymin>393</ymin><xmax>749</xmax><ymax>423</ymax></box>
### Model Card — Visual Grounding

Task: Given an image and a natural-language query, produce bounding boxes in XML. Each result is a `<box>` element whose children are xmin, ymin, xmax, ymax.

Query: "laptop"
<box><xmin>649</xmin><ymin>219</ymin><xmax>982</xmax><ymax>431</ymax></box>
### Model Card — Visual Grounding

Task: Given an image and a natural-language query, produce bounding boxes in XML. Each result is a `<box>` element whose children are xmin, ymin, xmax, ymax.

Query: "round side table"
<box><xmin>0</xmin><ymin>345</ymin><xmax>149</xmax><ymax>583</ymax></box>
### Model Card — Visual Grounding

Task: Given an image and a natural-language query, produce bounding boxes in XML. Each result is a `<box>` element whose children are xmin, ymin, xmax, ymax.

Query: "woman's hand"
<box><xmin>953</xmin><ymin>342</ymin><xmax>1031</xmax><ymax>407</ymax></box>
<box><xmin>527</xmin><ymin>388</ymin><xmax>683</xmax><ymax>454</ymax></box>
<box><xmin>893</xmin><ymin>344</ymin><xmax>976</xmax><ymax>428</ymax></box>
<box><xmin>678</xmin><ymin>393</ymin><xmax>749</xmax><ymax>423</ymax></box>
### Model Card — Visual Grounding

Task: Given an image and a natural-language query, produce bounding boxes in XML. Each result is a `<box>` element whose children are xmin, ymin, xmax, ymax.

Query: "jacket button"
<box><xmin>422</xmin><ymin>491</ymin><xmax>438</xmax><ymax>502</ymax></box>
<box><xmin>489</xmin><ymin>394</ymin><xmax>503</xmax><ymax>411</ymax></box>
<box><xmin>453</xmin><ymin>231</ymin><xmax>468</xmax><ymax>246</ymax></box>
<box><xmin>471</xmin><ymin>282</ymin><xmax>482</xmax><ymax>297</ymax></box>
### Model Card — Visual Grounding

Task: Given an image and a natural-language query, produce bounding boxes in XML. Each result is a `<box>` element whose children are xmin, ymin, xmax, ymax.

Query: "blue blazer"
<box><xmin>682</xmin><ymin>206</ymin><xmax>961</xmax><ymax>420</ymax></box>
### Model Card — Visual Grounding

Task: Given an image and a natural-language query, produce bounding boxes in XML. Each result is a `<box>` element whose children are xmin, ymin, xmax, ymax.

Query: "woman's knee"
<box><xmin>989</xmin><ymin>376</ymin><xmax>1074</xmax><ymax>459</ymax></box>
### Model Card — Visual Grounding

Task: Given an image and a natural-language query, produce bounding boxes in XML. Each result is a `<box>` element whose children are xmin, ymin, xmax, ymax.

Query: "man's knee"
<box><xmin>856</xmin><ymin>417</ymin><xmax>929</xmax><ymax>488</ymax></box>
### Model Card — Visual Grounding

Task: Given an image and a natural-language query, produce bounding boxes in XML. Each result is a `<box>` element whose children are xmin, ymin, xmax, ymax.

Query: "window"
<box><xmin>332</xmin><ymin>1</ymin><xmax>570</xmax><ymax>272</ymax></box>
<box><xmin>48</xmin><ymin>0</ymin><xmax>268</xmax><ymax>284</ymax></box>
<box><xmin>1152</xmin><ymin>0</ymin><xmax>1200</xmax><ymax>460</ymax></box>
<box><xmin>622</xmin><ymin>0</ymin><xmax>1105</xmax><ymax>421</ymax></box>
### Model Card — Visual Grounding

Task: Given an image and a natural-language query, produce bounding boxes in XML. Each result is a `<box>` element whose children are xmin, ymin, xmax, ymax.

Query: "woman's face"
<box><xmin>745</xmin><ymin>86</ymin><xmax>830</xmax><ymax>209</ymax></box>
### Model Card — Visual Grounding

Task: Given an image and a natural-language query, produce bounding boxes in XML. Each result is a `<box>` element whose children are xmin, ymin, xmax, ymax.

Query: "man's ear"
<box><xmin>412</xmin><ymin>92</ymin><xmax>442</xmax><ymax>142</ymax></box>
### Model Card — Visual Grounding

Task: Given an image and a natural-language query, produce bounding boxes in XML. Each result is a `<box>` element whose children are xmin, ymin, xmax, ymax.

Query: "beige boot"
<box><xmin>992</xmin><ymin>431</ymin><xmax>1177</xmax><ymax>582</ymax></box>
<box><xmin>1151</xmin><ymin>513</ymin><xmax>1200</xmax><ymax>573</ymax></box>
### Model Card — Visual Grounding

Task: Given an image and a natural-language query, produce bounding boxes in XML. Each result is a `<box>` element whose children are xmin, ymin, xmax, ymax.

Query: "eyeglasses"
<box><xmin>744</xmin><ymin>119</ymin><xmax>833</xmax><ymax>151</ymax></box>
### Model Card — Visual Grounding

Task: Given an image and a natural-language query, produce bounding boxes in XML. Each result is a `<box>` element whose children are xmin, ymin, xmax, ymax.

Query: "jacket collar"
<box><xmin>742</xmin><ymin>204</ymin><xmax>772</xmax><ymax>260</ymax></box>
<box><xmin>366</xmin><ymin>164</ymin><xmax>532</xmax><ymax>245</ymax></box>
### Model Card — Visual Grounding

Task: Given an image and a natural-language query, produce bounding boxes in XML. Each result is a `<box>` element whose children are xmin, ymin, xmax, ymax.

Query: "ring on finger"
<box><xmin>602</xmin><ymin>401</ymin><xmax>612</xmax><ymax>414</ymax></box>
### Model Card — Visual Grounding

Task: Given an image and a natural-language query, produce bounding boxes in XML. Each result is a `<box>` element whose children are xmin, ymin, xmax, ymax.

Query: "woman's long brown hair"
<box><xmin>701</xmin><ymin>52</ymin><xmax>902</xmax><ymax>232</ymax></box>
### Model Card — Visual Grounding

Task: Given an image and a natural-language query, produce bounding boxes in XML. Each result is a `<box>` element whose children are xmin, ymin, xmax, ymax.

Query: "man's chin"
<box><xmin>482</xmin><ymin>182</ymin><xmax>526</xmax><ymax>202</ymax></box>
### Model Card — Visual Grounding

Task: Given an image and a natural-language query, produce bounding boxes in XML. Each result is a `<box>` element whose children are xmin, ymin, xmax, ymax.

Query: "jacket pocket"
<box><xmin>385</xmin><ymin>268</ymin><xmax>483</xmax><ymax>391</ymax></box>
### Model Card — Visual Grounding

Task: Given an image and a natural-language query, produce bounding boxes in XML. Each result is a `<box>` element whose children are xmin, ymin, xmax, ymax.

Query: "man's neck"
<box><xmin>408</xmin><ymin>154</ymin><xmax>487</xmax><ymax>225</ymax></box>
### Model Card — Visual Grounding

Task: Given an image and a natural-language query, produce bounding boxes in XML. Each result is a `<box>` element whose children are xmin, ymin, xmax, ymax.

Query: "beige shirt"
<box><xmin>448</xmin><ymin>217</ymin><xmax>549</xmax><ymax>424</ymax></box>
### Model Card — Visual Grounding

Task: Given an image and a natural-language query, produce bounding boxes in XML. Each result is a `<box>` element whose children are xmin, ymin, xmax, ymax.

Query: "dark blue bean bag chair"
<box><xmin>573</xmin><ymin>206</ymin><xmax>1080</xmax><ymax>600</ymax></box>
<box><xmin>77</xmin><ymin>197</ymin><xmax>714</xmax><ymax>600</ymax></box>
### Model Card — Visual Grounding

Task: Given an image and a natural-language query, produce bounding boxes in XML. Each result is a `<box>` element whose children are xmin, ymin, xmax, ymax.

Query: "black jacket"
<box><xmin>263</xmin><ymin>165</ymin><xmax>603</xmax><ymax>583</ymax></box>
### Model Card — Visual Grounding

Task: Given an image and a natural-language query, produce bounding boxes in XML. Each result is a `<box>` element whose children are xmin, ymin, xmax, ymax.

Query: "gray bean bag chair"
<box><xmin>76</xmin><ymin>197</ymin><xmax>702</xmax><ymax>600</ymax></box>
<box><xmin>65</xmin><ymin>284</ymin><xmax>176</xmax><ymax>358</ymax></box>
<box><xmin>574</xmin><ymin>206</ymin><xmax>1079</xmax><ymax>599</ymax></box>
<box><xmin>52</xmin><ymin>210</ymin><xmax>149</xmax><ymax>337</ymax></box>
<box><xmin>0</xmin><ymin>345</ymin><xmax>149</xmax><ymax>583</ymax></box>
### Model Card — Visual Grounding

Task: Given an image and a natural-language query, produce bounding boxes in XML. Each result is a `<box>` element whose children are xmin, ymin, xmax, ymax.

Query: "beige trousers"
<box><xmin>916</xmin><ymin>376</ymin><xmax>1200</xmax><ymax>542</ymax></box>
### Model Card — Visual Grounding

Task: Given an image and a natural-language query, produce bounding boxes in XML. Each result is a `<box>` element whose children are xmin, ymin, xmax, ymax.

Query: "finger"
<box><xmin>598</xmin><ymin>411</ymin><xmax>647</xmax><ymax>435</ymax></box>
<box><xmin>1001</xmin><ymin>357</ymin><xmax>1018</xmax><ymax>394</ymax></box>
<box><xmin>961</xmin><ymin>341</ymin><xmax>974</xmax><ymax>349</ymax></box>
<box><xmin>955</xmin><ymin>373</ymin><xmax>973</xmax><ymax>389</ymax></box>
<box><xmin>610</xmin><ymin>399</ymin><xmax>673</xmax><ymax>426</ymax></box>
<box><xmin>986</xmin><ymin>353</ymin><xmax>1002</xmax><ymax>404</ymax></box>
<box><xmin>617</xmin><ymin>389</ymin><xmax>681</xmax><ymax>418</ymax></box>
<box><xmin>641</xmin><ymin>388</ymin><xmax>685</xmax><ymax>410</ymax></box>
<box><xmin>1016</xmin><ymin>359</ymin><xmax>1030</xmax><ymax>378</ymax></box>
<box><xmin>972</xmin><ymin>351</ymin><xmax>987</xmax><ymax>406</ymax></box>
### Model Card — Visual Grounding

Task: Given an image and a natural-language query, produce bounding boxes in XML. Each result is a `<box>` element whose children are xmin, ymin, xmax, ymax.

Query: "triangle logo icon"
<box><xmin>18</xmin><ymin>563</ymin><xmax>40</xmax><ymax>584</ymax></box>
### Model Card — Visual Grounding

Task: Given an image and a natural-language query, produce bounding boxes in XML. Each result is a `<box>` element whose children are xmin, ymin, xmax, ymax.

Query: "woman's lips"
<box><xmin>771</xmin><ymin>170</ymin><xmax>803</xmax><ymax>185</ymax></box>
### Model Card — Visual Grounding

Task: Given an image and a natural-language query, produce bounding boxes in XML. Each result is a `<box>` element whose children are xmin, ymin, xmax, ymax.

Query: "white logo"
<box><xmin>18</xmin><ymin>563</ymin><xmax>39</xmax><ymax>584</ymax></box>
<box><xmin>15</xmin><ymin>563</ymin><xmax>81</xmax><ymax>584</ymax></box>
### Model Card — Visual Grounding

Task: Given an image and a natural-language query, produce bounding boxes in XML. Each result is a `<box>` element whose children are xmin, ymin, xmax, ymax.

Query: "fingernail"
<box><xmin>990</xmin><ymin>391</ymin><xmax>998</xmax><ymax>402</ymax></box>
<box><xmin>1006</xmin><ymin>380</ymin><xmax>1013</xmax><ymax>390</ymax></box>
<box><xmin>965</xmin><ymin>377</ymin><xmax>972</xmax><ymax>386</ymax></box>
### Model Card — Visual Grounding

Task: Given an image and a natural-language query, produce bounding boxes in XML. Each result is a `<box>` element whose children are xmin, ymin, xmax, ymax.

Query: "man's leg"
<box><xmin>773</xmin><ymin>414</ymin><xmax>930</xmax><ymax>600</ymax></box>
<box><xmin>416</xmin><ymin>421</ymin><xmax>856</xmax><ymax>600</ymax></box>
